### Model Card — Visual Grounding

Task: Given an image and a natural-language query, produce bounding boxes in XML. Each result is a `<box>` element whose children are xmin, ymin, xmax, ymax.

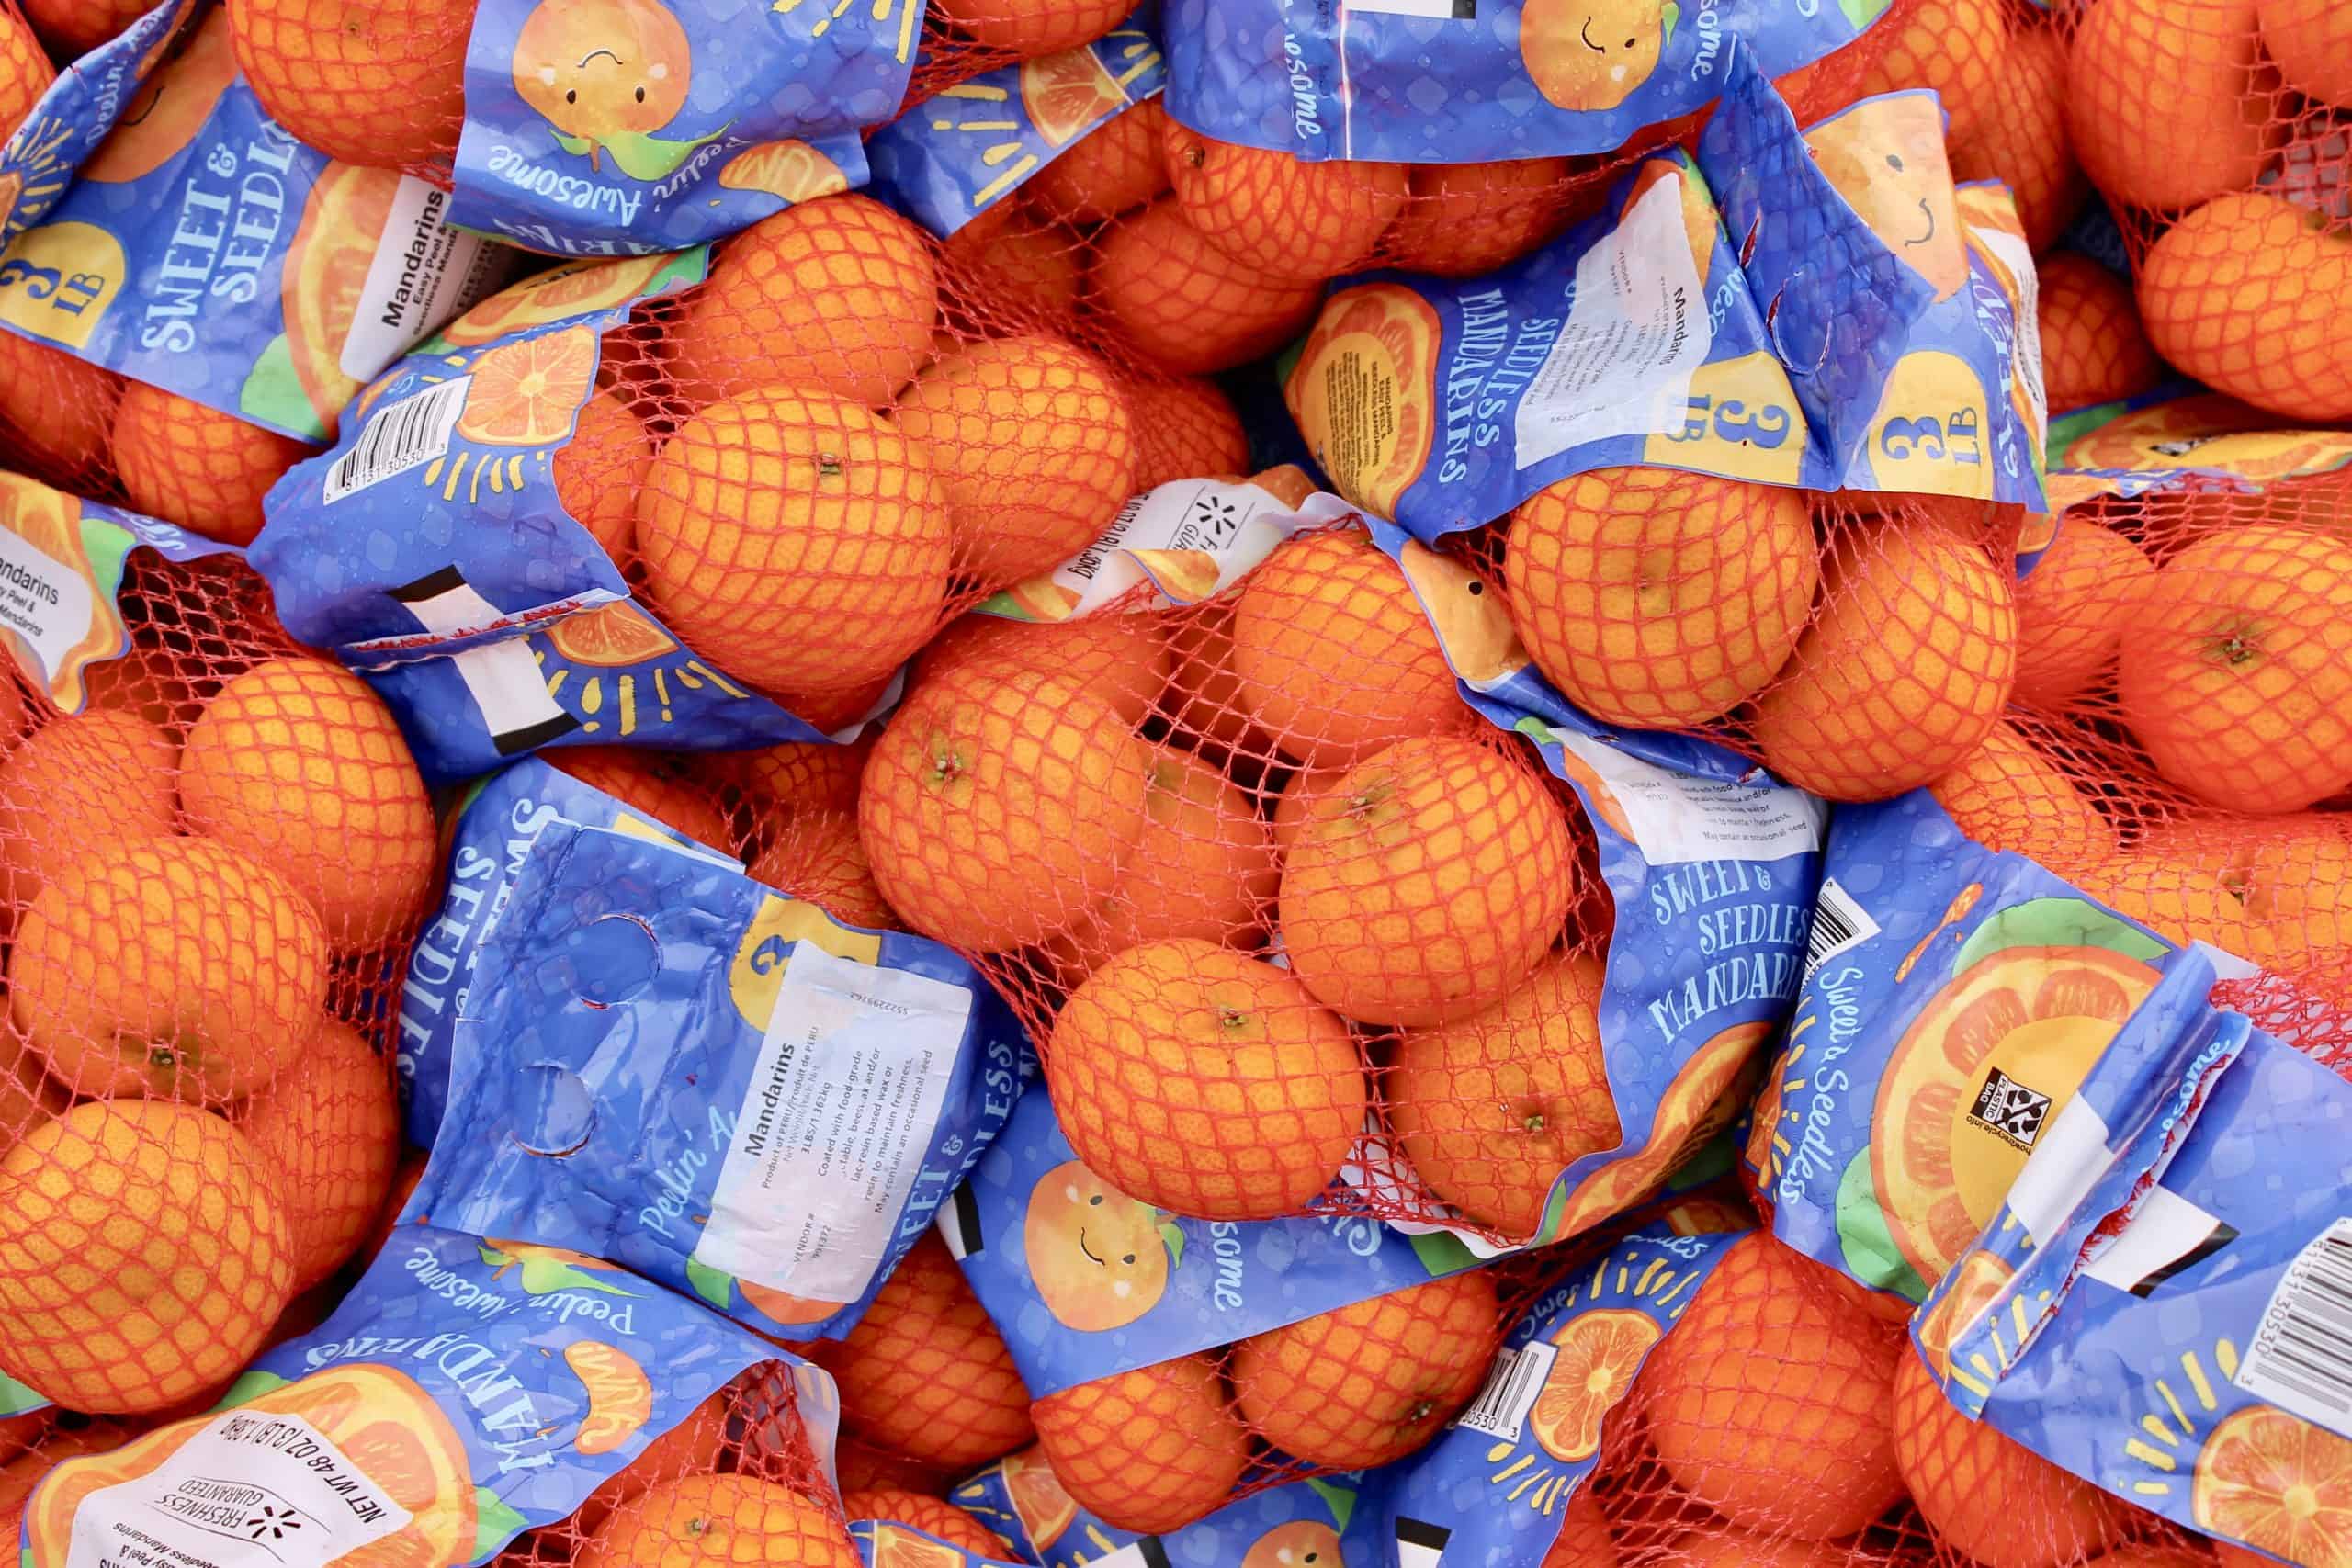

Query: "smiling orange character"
<box><xmin>514</xmin><ymin>0</ymin><xmax>715</xmax><ymax>181</ymax></box>
<box><xmin>1805</xmin><ymin>92</ymin><xmax>1968</xmax><ymax>301</ymax></box>
<box><xmin>1023</xmin><ymin>1159</ymin><xmax>1170</xmax><ymax>1332</ymax></box>
<box><xmin>1241</xmin><ymin>1519</ymin><xmax>1345</xmax><ymax>1568</ymax></box>
<box><xmin>1520</xmin><ymin>0</ymin><xmax>1676</xmax><ymax>113</ymax></box>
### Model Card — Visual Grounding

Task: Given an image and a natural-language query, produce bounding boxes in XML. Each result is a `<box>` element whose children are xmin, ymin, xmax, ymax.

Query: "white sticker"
<box><xmin>342</xmin><ymin>176</ymin><xmax>511</xmax><ymax>381</ymax></box>
<box><xmin>1552</xmin><ymin>727</ymin><xmax>1827</xmax><ymax>865</ymax></box>
<box><xmin>2233</xmin><ymin>1216</ymin><xmax>2352</xmax><ymax>1441</ymax></box>
<box><xmin>0</xmin><ymin>522</ymin><xmax>94</xmax><ymax>689</ymax></box>
<box><xmin>322</xmin><ymin>377</ymin><xmax>471</xmax><ymax>503</ymax></box>
<box><xmin>63</xmin><ymin>1410</ymin><xmax>413</xmax><ymax>1568</ymax></box>
<box><xmin>695</xmin><ymin>945</ymin><xmax>971</xmax><ymax>1304</ymax></box>
<box><xmin>1450</xmin><ymin>1339</ymin><xmax>1557</xmax><ymax>1441</ymax></box>
<box><xmin>1802</xmin><ymin>876</ymin><xmax>1883</xmax><ymax>984</ymax></box>
<box><xmin>1513</xmin><ymin>170</ymin><xmax>1713</xmax><ymax>470</ymax></box>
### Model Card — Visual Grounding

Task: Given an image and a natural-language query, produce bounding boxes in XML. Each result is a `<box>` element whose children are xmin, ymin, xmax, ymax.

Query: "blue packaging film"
<box><xmin>406</xmin><ymin>819</ymin><xmax>1027</xmax><ymax>1345</ymax></box>
<box><xmin>0</xmin><ymin>0</ymin><xmax>191</xmax><ymax>243</ymax></box>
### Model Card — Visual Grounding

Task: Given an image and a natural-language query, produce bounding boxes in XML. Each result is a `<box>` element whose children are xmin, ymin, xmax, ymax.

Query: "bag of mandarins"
<box><xmin>13</xmin><ymin>1223</ymin><xmax>862</xmax><ymax>1568</ymax></box>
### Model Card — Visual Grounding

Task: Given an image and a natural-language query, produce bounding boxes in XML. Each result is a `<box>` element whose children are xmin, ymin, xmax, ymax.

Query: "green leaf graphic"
<box><xmin>1306</xmin><ymin>1476</ymin><xmax>1357</xmax><ymax>1532</ymax></box>
<box><xmin>517</xmin><ymin>1256</ymin><xmax>634</xmax><ymax>1297</ymax></box>
<box><xmin>1408</xmin><ymin>1229</ymin><xmax>1479</xmax><ymax>1278</ymax></box>
<box><xmin>603</xmin><ymin>125</ymin><xmax>729</xmax><ymax>183</ymax></box>
<box><xmin>469</xmin><ymin>1490</ymin><xmax>530</xmax><ymax>1564</ymax></box>
<box><xmin>1157</xmin><ymin>1219</ymin><xmax>1186</xmax><ymax>1270</ymax></box>
<box><xmin>1839</xmin><ymin>0</ymin><xmax>1894</xmax><ymax>28</ymax></box>
<box><xmin>684</xmin><ymin>1257</ymin><xmax>736</xmax><ymax>1310</ymax></box>
<box><xmin>214</xmin><ymin>1369</ymin><xmax>292</xmax><ymax>1411</ymax></box>
<box><xmin>237</xmin><ymin>333</ymin><xmax>328</xmax><ymax>443</ymax></box>
<box><xmin>1950</xmin><ymin>896</ymin><xmax>2167</xmax><ymax>976</ymax></box>
<box><xmin>0</xmin><ymin>1371</ymin><xmax>44</xmax><ymax>1418</ymax></box>
<box><xmin>1835</xmin><ymin>1149</ymin><xmax>1928</xmax><ymax>1304</ymax></box>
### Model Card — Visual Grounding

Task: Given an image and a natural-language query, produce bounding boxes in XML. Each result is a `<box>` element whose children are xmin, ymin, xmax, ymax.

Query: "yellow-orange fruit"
<box><xmin>941</xmin><ymin>204</ymin><xmax>1083</xmax><ymax>321</ymax></box>
<box><xmin>1230</xmin><ymin>527</ymin><xmax>1461</xmax><ymax>766</ymax></box>
<box><xmin>859</xmin><ymin>661</ymin><xmax>1151</xmax><ymax>952</ymax></box>
<box><xmin>1232</xmin><ymin>1270</ymin><xmax>1499</xmax><ymax>1468</ymax></box>
<box><xmin>1893</xmin><ymin>1350</ymin><xmax>2125</xmax><ymax>1568</ymax></box>
<box><xmin>2262</xmin><ymin>0</ymin><xmax>2352</xmax><ymax>107</ymax></box>
<box><xmin>14</xmin><ymin>837</ymin><xmax>327</xmax><ymax>1103</ymax></box>
<box><xmin>928</xmin><ymin>0</ymin><xmax>1125</xmax><ymax>57</ymax></box>
<box><xmin>110</xmin><ymin>382</ymin><xmax>317</xmax><ymax>547</ymax></box>
<box><xmin>918</xmin><ymin>614</ymin><xmax>1170</xmax><ymax>729</ymax></box>
<box><xmin>1271</xmin><ymin>762</ymin><xmax>1353</xmax><ymax>858</ymax></box>
<box><xmin>833</xmin><ymin>1437</ymin><xmax>951</xmax><ymax>1497</ymax></box>
<box><xmin>634</xmin><ymin>387</ymin><xmax>953</xmax><ymax>703</ymax></box>
<box><xmin>2140</xmin><ymin>192</ymin><xmax>2352</xmax><ymax>421</ymax></box>
<box><xmin>571</xmin><ymin>1476</ymin><xmax>859</xmax><ymax>1568</ymax></box>
<box><xmin>1031</xmin><ymin>1354</ymin><xmax>1250</xmax><ymax>1535</ymax></box>
<box><xmin>575</xmin><ymin>1390</ymin><xmax>729</xmax><ymax>1533</ymax></box>
<box><xmin>234</xmin><ymin>1018</ymin><xmax>401</xmax><ymax>1292</ymax></box>
<box><xmin>1642</xmin><ymin>1233</ymin><xmax>1906</xmax><ymax>1540</ymax></box>
<box><xmin>1851</xmin><ymin>0</ymin><xmax>2007</xmax><ymax>144</ymax></box>
<box><xmin>1540</xmin><ymin>1491</ymin><xmax>1620</xmax><ymax>1568</ymax></box>
<box><xmin>1157</xmin><ymin>602</ymin><xmax>1279</xmax><ymax>761</ymax></box>
<box><xmin>2037</xmin><ymin>254</ymin><xmax>2159</xmax><ymax>414</ymax></box>
<box><xmin>1164</xmin><ymin>124</ymin><xmax>1407</xmax><ymax>281</ymax></box>
<box><xmin>2067</xmin><ymin>0</ymin><xmax>2278</xmax><ymax>213</ymax></box>
<box><xmin>1667</xmin><ymin>1528</ymin><xmax>1855</xmax><ymax>1568</ymax></box>
<box><xmin>1505</xmin><ymin>468</ymin><xmax>1818</xmax><ymax>728</ymax></box>
<box><xmin>1281</xmin><ymin>735</ymin><xmax>1576</xmax><ymax>1027</ymax></box>
<box><xmin>733</xmin><ymin>734</ymin><xmax>871</xmax><ymax>818</ymax></box>
<box><xmin>841</xmin><ymin>1490</ymin><xmax>1006</xmax><ymax>1555</ymax></box>
<box><xmin>1091</xmin><ymin>197</ymin><xmax>1324</xmax><ymax>375</ymax></box>
<box><xmin>748</xmin><ymin>809</ymin><xmax>895</xmax><ymax>930</ymax></box>
<box><xmin>2071</xmin><ymin>849</ymin><xmax>2255</xmax><ymax>952</ymax></box>
<box><xmin>1949</xmin><ymin>23</ymin><xmax>2088</xmax><ymax>253</ymax></box>
<box><xmin>1024</xmin><ymin>97</ymin><xmax>1171</xmax><ymax>224</ymax></box>
<box><xmin>895</xmin><ymin>333</ymin><xmax>1136</xmax><ymax>588</ymax></box>
<box><xmin>0</xmin><ymin>7</ymin><xmax>46</xmax><ymax>139</ymax></box>
<box><xmin>2116</xmin><ymin>524</ymin><xmax>2352</xmax><ymax>812</ymax></box>
<box><xmin>181</xmin><ymin>655</ymin><xmax>438</xmax><ymax>950</ymax></box>
<box><xmin>0</xmin><ymin>1100</ymin><xmax>293</xmax><ymax>1414</ymax></box>
<box><xmin>556</xmin><ymin>388</ymin><xmax>654</xmax><ymax>563</ymax></box>
<box><xmin>0</xmin><ymin>710</ymin><xmax>178</xmax><ymax>915</ymax></box>
<box><xmin>1927</xmin><ymin>723</ymin><xmax>2112</xmax><ymax>873</ymax></box>
<box><xmin>1385</xmin><ymin>158</ymin><xmax>1573</xmax><ymax>277</ymax></box>
<box><xmin>2012</xmin><ymin>513</ymin><xmax>2156</xmax><ymax>707</ymax></box>
<box><xmin>1123</xmin><ymin>375</ymin><xmax>1250</xmax><ymax>491</ymax></box>
<box><xmin>0</xmin><ymin>334</ymin><xmax>123</xmax><ymax>483</ymax></box>
<box><xmin>1048</xmin><ymin>939</ymin><xmax>1364</xmax><ymax>1221</ymax></box>
<box><xmin>228</xmin><ymin>0</ymin><xmax>468</xmax><ymax>168</ymax></box>
<box><xmin>1750</xmin><ymin>518</ymin><xmax>2017</xmax><ymax>802</ymax></box>
<box><xmin>550</xmin><ymin>747</ymin><xmax>735</xmax><ymax>852</ymax></box>
<box><xmin>23</xmin><ymin>0</ymin><xmax>149</xmax><ymax>55</ymax></box>
<box><xmin>669</xmin><ymin>196</ymin><xmax>939</xmax><ymax>408</ymax></box>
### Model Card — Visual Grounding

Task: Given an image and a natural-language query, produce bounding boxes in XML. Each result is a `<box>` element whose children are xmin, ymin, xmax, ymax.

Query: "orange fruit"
<box><xmin>1159</xmin><ymin>603</ymin><xmax>1275</xmax><ymax>761</ymax></box>
<box><xmin>233</xmin><ymin>1017</ymin><xmax>400</xmax><ymax>1292</ymax></box>
<box><xmin>109</xmin><ymin>382</ymin><xmax>316</xmax><ymax>547</ymax></box>
<box><xmin>807</xmin><ymin>1231</ymin><xmax>1034</xmax><ymax>1471</ymax></box>
<box><xmin>2037</xmin><ymin>254</ymin><xmax>2159</xmax><ymax>415</ymax></box>
<box><xmin>894</xmin><ymin>333</ymin><xmax>1136</xmax><ymax>588</ymax></box>
<box><xmin>181</xmin><ymin>654</ymin><xmax>438</xmax><ymax>950</ymax></box>
<box><xmin>1</xmin><ymin>1419</ymin><xmax>135</xmax><ymax>1545</ymax></box>
<box><xmin>669</xmin><ymin>196</ymin><xmax>939</xmax><ymax>408</ymax></box>
<box><xmin>2066</xmin><ymin>0</ymin><xmax>2277</xmax><ymax>214</ymax></box>
<box><xmin>557</xmin><ymin>388</ymin><xmax>655</xmax><ymax>563</ymax></box>
<box><xmin>14</xmin><ymin>837</ymin><xmax>327</xmax><ymax>1102</ymax></box>
<box><xmin>1383</xmin><ymin>157</ymin><xmax>1573</xmax><ymax>277</ymax></box>
<box><xmin>918</xmin><ymin>614</ymin><xmax>1170</xmax><ymax>728</ymax></box>
<box><xmin>635</xmin><ymin>387</ymin><xmax>953</xmax><ymax>704</ymax></box>
<box><xmin>1505</xmin><ymin>468</ymin><xmax>1818</xmax><ymax>728</ymax></box>
<box><xmin>2116</xmin><ymin>524</ymin><xmax>2352</xmax><ymax>811</ymax></box>
<box><xmin>2194</xmin><ymin>810</ymin><xmax>2352</xmax><ymax>971</ymax></box>
<box><xmin>0</xmin><ymin>1038</ymin><xmax>64</xmax><ymax>1164</ymax></box>
<box><xmin>1270</xmin><ymin>762</ymin><xmax>1352</xmax><ymax>859</ymax></box>
<box><xmin>1164</xmin><ymin>124</ymin><xmax>1407</xmax><ymax>282</ymax></box>
<box><xmin>2140</xmin><ymin>193</ymin><xmax>2352</xmax><ymax>421</ymax></box>
<box><xmin>859</xmin><ymin>660</ymin><xmax>1151</xmax><ymax>952</ymax></box>
<box><xmin>572</xmin><ymin>1475</ymin><xmax>860</xmax><ymax>1568</ymax></box>
<box><xmin>1231</xmin><ymin>1269</ymin><xmax>1499</xmax><ymax>1468</ymax></box>
<box><xmin>1949</xmin><ymin>22</ymin><xmax>2088</xmax><ymax>253</ymax></box>
<box><xmin>941</xmin><ymin>204</ymin><xmax>1082</xmax><ymax>321</ymax></box>
<box><xmin>1282</xmin><ymin>735</ymin><xmax>1576</xmax><ymax>1026</ymax></box>
<box><xmin>1388</xmin><ymin>955</ymin><xmax>1615</xmax><ymax>1239</ymax></box>
<box><xmin>733</xmin><ymin>733</ymin><xmax>871</xmax><ymax>818</ymax></box>
<box><xmin>1230</xmin><ymin>526</ymin><xmax>1462</xmax><ymax>766</ymax></box>
<box><xmin>0</xmin><ymin>335</ymin><xmax>119</xmax><ymax>485</ymax></box>
<box><xmin>748</xmin><ymin>809</ymin><xmax>895</xmax><ymax>929</ymax></box>
<box><xmin>1091</xmin><ymin>197</ymin><xmax>1324</xmax><ymax>374</ymax></box>
<box><xmin>2193</xmin><ymin>1404</ymin><xmax>2352</xmax><ymax>1568</ymax></box>
<box><xmin>2071</xmin><ymin>849</ymin><xmax>2254</xmax><ymax>950</ymax></box>
<box><xmin>1666</xmin><ymin>1527</ymin><xmax>1857</xmax><ymax>1568</ymax></box>
<box><xmin>1047</xmin><ymin>746</ymin><xmax>1280</xmax><ymax>976</ymax></box>
<box><xmin>0</xmin><ymin>6</ymin><xmax>46</xmax><ymax>136</ymax></box>
<box><xmin>1526</xmin><ymin>1307</ymin><xmax>1658</xmax><ymax>1462</ymax></box>
<box><xmin>834</xmin><ymin>1436</ymin><xmax>951</xmax><ymax>1497</ymax></box>
<box><xmin>228</xmin><ymin>0</ymin><xmax>468</xmax><ymax>168</ymax></box>
<box><xmin>1642</xmin><ymin>1233</ymin><xmax>1905</xmax><ymax>1540</ymax></box>
<box><xmin>1540</xmin><ymin>1490</ymin><xmax>1619</xmax><ymax>1568</ymax></box>
<box><xmin>550</xmin><ymin>747</ymin><xmax>734</xmax><ymax>851</ymax></box>
<box><xmin>1046</xmin><ymin>938</ymin><xmax>1364</xmax><ymax>1220</ymax></box>
<box><xmin>22</xmin><ymin>0</ymin><xmax>149</xmax><ymax>56</ymax></box>
<box><xmin>2261</xmin><ymin>0</ymin><xmax>2352</xmax><ymax>108</ymax></box>
<box><xmin>0</xmin><ymin>1100</ymin><xmax>293</xmax><ymax>1414</ymax></box>
<box><xmin>1750</xmin><ymin>517</ymin><xmax>2018</xmax><ymax>802</ymax></box>
<box><xmin>1850</xmin><ymin>0</ymin><xmax>2007</xmax><ymax>144</ymax></box>
<box><xmin>1025</xmin><ymin>97</ymin><xmax>1171</xmax><ymax>225</ymax></box>
<box><xmin>1926</xmin><ymin>722</ymin><xmax>2113</xmax><ymax>871</ymax></box>
<box><xmin>2012</xmin><ymin>513</ymin><xmax>2156</xmax><ymax>707</ymax></box>
<box><xmin>576</xmin><ymin>1390</ymin><xmax>730</xmax><ymax>1533</ymax></box>
<box><xmin>928</xmin><ymin>0</ymin><xmax>1126</xmax><ymax>57</ymax></box>
<box><xmin>842</xmin><ymin>1491</ymin><xmax>1007</xmax><ymax>1556</ymax></box>
<box><xmin>1031</xmin><ymin>1353</ymin><xmax>1250</xmax><ymax>1535</ymax></box>
<box><xmin>1893</xmin><ymin>1350</ymin><xmax>2127</xmax><ymax>1568</ymax></box>
<box><xmin>1123</xmin><ymin>374</ymin><xmax>1250</xmax><ymax>490</ymax></box>
<box><xmin>0</xmin><ymin>709</ymin><xmax>177</xmax><ymax>916</ymax></box>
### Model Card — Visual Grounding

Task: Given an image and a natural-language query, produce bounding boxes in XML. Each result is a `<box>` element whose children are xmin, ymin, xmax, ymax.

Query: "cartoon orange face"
<box><xmin>514</xmin><ymin>0</ymin><xmax>693</xmax><ymax>147</ymax></box>
<box><xmin>1023</xmin><ymin>1159</ymin><xmax>1169</xmax><ymax>1332</ymax></box>
<box><xmin>1805</xmin><ymin>93</ymin><xmax>1968</xmax><ymax>302</ymax></box>
<box><xmin>1519</xmin><ymin>0</ymin><xmax>1675</xmax><ymax>113</ymax></box>
<box><xmin>1241</xmin><ymin>1519</ymin><xmax>1345</xmax><ymax>1568</ymax></box>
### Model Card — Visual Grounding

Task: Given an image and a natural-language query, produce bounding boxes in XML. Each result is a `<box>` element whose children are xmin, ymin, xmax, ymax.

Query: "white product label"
<box><xmin>1050</xmin><ymin>480</ymin><xmax>1312</xmax><ymax>615</ymax></box>
<box><xmin>1552</xmin><ymin>727</ymin><xmax>1827</xmax><ymax>865</ymax></box>
<box><xmin>2234</xmin><ymin>1216</ymin><xmax>2352</xmax><ymax>1440</ymax></box>
<box><xmin>0</xmin><ymin>521</ymin><xmax>94</xmax><ymax>688</ymax></box>
<box><xmin>1972</xmin><ymin>213</ymin><xmax>2045</xmax><ymax>448</ymax></box>
<box><xmin>64</xmin><ymin>1410</ymin><xmax>412</xmax><ymax>1568</ymax></box>
<box><xmin>322</xmin><ymin>377</ymin><xmax>471</xmax><ymax>503</ymax></box>
<box><xmin>1513</xmin><ymin>170</ymin><xmax>1713</xmax><ymax>469</ymax></box>
<box><xmin>695</xmin><ymin>945</ymin><xmax>971</xmax><ymax>1304</ymax></box>
<box><xmin>343</xmin><ymin>176</ymin><xmax>511</xmax><ymax>381</ymax></box>
<box><xmin>1802</xmin><ymin>876</ymin><xmax>1883</xmax><ymax>984</ymax></box>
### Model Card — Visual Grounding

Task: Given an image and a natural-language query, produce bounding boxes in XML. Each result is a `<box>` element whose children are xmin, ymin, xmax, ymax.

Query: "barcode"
<box><xmin>2234</xmin><ymin>1217</ymin><xmax>2352</xmax><ymax>1438</ymax></box>
<box><xmin>1452</xmin><ymin>1338</ymin><xmax>1557</xmax><ymax>1440</ymax></box>
<box><xmin>1803</xmin><ymin>876</ymin><xmax>1881</xmax><ymax>983</ymax></box>
<box><xmin>322</xmin><ymin>377</ymin><xmax>471</xmax><ymax>502</ymax></box>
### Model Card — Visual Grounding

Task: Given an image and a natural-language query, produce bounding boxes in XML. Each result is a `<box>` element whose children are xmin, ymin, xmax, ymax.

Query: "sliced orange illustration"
<box><xmin>547</xmin><ymin>602</ymin><xmax>680</xmax><ymax>668</ymax></box>
<box><xmin>458</xmin><ymin>326</ymin><xmax>598</xmax><ymax>447</ymax></box>
<box><xmin>718</xmin><ymin>140</ymin><xmax>853</xmax><ymax>202</ymax></box>
<box><xmin>1001</xmin><ymin>1446</ymin><xmax>1079</xmax><ymax>1551</ymax></box>
<box><xmin>1529</xmin><ymin>1306</ymin><xmax>1662</xmax><ymax>1462</ymax></box>
<box><xmin>2194</xmin><ymin>1404</ymin><xmax>2352</xmax><ymax>1568</ymax></box>
<box><xmin>1020</xmin><ymin>47</ymin><xmax>1124</xmax><ymax>148</ymax></box>
<box><xmin>442</xmin><ymin>254</ymin><xmax>671</xmax><ymax>348</ymax></box>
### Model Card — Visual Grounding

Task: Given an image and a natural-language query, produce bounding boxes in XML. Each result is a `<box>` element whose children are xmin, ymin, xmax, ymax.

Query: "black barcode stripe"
<box><xmin>1803</xmin><ymin>879</ymin><xmax>1874</xmax><ymax>982</ymax></box>
<box><xmin>325</xmin><ymin>378</ymin><xmax>469</xmax><ymax>502</ymax></box>
<box><xmin>2237</xmin><ymin>1219</ymin><xmax>2352</xmax><ymax>1429</ymax></box>
<box><xmin>1456</xmin><ymin>1344</ymin><xmax>1544</xmax><ymax>1437</ymax></box>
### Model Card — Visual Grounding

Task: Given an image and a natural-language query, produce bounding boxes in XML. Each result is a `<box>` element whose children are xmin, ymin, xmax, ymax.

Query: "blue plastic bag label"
<box><xmin>2041</xmin><ymin>383</ymin><xmax>2352</xmax><ymax>516</ymax></box>
<box><xmin>0</xmin><ymin>6</ymin><xmax>515</xmax><ymax>443</ymax></box>
<box><xmin>17</xmin><ymin>1224</ymin><xmax>831</xmax><ymax>1568</ymax></box>
<box><xmin>1285</xmin><ymin>57</ymin><xmax>2045</xmax><ymax>538</ymax></box>
<box><xmin>1381</xmin><ymin>1224</ymin><xmax>1746</xmax><ymax>1565</ymax></box>
<box><xmin>1366</xmin><ymin>514</ymin><xmax>1820</xmax><ymax>1251</ymax></box>
<box><xmin>396</xmin><ymin>755</ymin><xmax>740</xmax><ymax>1150</ymax></box>
<box><xmin>408</xmin><ymin>820</ymin><xmax>1027</xmax><ymax>1343</ymax></box>
<box><xmin>1164</xmin><ymin>0</ymin><xmax>1892</xmax><ymax>163</ymax></box>
<box><xmin>849</xmin><ymin>1521</ymin><xmax>1020</xmax><ymax>1567</ymax></box>
<box><xmin>956</xmin><ymin>1450</ymin><xmax>1385</xmax><ymax>1568</ymax></box>
<box><xmin>252</xmin><ymin>250</ymin><xmax>854</xmax><ymax>783</ymax></box>
<box><xmin>1918</xmin><ymin>951</ymin><xmax>2352</xmax><ymax>1566</ymax></box>
<box><xmin>0</xmin><ymin>0</ymin><xmax>192</xmax><ymax>242</ymax></box>
<box><xmin>446</xmin><ymin>0</ymin><xmax>907</xmax><ymax>256</ymax></box>
<box><xmin>868</xmin><ymin>13</ymin><xmax>1164</xmax><ymax>239</ymax></box>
